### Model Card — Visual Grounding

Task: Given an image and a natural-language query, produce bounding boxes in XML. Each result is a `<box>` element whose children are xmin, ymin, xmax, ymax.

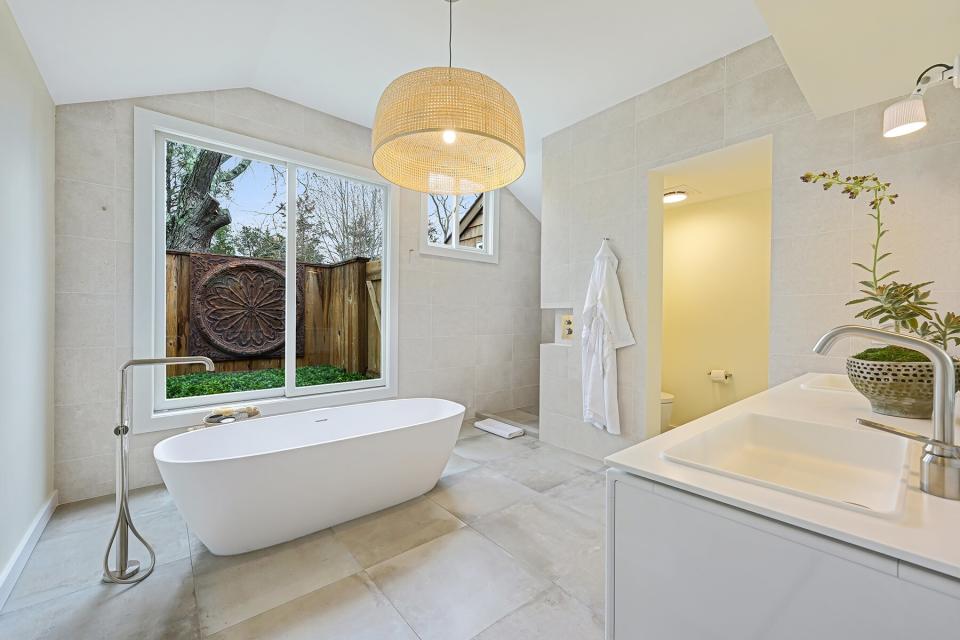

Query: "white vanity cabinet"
<box><xmin>605</xmin><ymin>469</ymin><xmax>960</xmax><ymax>640</ymax></box>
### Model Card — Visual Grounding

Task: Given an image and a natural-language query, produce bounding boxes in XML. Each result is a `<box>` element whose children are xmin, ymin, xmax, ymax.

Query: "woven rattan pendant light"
<box><xmin>372</xmin><ymin>0</ymin><xmax>525</xmax><ymax>195</ymax></box>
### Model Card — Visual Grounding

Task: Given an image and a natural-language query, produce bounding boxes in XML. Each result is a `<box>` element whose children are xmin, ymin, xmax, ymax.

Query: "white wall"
<box><xmin>54</xmin><ymin>88</ymin><xmax>541</xmax><ymax>503</ymax></box>
<box><xmin>540</xmin><ymin>36</ymin><xmax>960</xmax><ymax>459</ymax></box>
<box><xmin>0</xmin><ymin>0</ymin><xmax>55</xmax><ymax>584</ymax></box>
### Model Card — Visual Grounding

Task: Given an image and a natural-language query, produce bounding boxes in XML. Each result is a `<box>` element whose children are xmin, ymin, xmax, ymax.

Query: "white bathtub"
<box><xmin>154</xmin><ymin>397</ymin><xmax>464</xmax><ymax>555</ymax></box>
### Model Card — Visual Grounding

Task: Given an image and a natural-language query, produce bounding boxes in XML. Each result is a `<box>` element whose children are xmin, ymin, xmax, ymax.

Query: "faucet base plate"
<box><xmin>102</xmin><ymin>560</ymin><xmax>140</xmax><ymax>582</ymax></box>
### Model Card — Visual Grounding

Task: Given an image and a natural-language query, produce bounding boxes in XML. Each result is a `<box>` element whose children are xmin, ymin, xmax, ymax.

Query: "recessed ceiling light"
<box><xmin>663</xmin><ymin>190</ymin><xmax>688</xmax><ymax>204</ymax></box>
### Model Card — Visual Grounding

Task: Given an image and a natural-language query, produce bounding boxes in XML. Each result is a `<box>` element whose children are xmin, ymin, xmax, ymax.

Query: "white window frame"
<box><xmin>132</xmin><ymin>108</ymin><xmax>399</xmax><ymax>434</ymax></box>
<box><xmin>419</xmin><ymin>191</ymin><xmax>499</xmax><ymax>263</ymax></box>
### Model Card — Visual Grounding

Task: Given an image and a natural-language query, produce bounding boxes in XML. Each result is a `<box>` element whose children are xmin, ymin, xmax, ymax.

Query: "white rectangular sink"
<box><xmin>662</xmin><ymin>414</ymin><xmax>909</xmax><ymax>516</ymax></box>
<box><xmin>800</xmin><ymin>373</ymin><xmax>855</xmax><ymax>393</ymax></box>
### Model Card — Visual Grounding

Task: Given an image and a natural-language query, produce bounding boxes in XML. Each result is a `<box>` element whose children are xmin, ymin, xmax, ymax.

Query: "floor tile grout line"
<box><xmin>358</xmin><ymin>515</ymin><xmax>556</xmax><ymax>640</ymax></box>
<box><xmin>358</xmin><ymin>569</ymin><xmax>425</xmax><ymax>640</ymax></box>
<box><xmin>466</xmin><ymin>513</ymin><xmax>603</xmax><ymax>625</ymax></box>
<box><xmin>452</xmin><ymin>453</ymin><xmax>607</xmax><ymax>619</ymax></box>
<box><xmin>458</xmin><ymin>518</ymin><xmax>560</xmax><ymax>633</ymax></box>
<box><xmin>196</xmin><ymin>569</ymin><xmax>423</xmax><ymax>640</ymax></box>
<box><xmin>186</xmin><ymin>522</ymin><xmax>203</xmax><ymax>639</ymax></box>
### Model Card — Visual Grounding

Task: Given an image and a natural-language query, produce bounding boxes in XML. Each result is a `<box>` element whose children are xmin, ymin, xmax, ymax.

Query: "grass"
<box><xmin>853</xmin><ymin>345</ymin><xmax>929</xmax><ymax>363</ymax></box>
<box><xmin>166</xmin><ymin>364</ymin><xmax>370</xmax><ymax>399</ymax></box>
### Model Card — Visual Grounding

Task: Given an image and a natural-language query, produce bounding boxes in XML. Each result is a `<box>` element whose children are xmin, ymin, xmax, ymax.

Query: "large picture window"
<box><xmin>133</xmin><ymin>109</ymin><xmax>397</xmax><ymax>432</ymax></box>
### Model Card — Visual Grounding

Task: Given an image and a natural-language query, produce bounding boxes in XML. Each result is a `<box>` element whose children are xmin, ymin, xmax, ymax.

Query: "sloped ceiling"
<box><xmin>8</xmin><ymin>0</ymin><xmax>770</xmax><ymax>216</ymax></box>
<box><xmin>756</xmin><ymin>0</ymin><xmax>960</xmax><ymax>119</ymax></box>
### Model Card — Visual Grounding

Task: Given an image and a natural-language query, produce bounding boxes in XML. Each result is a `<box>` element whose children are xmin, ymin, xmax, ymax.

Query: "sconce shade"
<box><xmin>883</xmin><ymin>95</ymin><xmax>928</xmax><ymax>138</ymax></box>
<box><xmin>372</xmin><ymin>66</ymin><xmax>525</xmax><ymax>195</ymax></box>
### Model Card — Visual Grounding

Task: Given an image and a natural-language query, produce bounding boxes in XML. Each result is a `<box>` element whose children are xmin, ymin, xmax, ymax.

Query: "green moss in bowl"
<box><xmin>852</xmin><ymin>345</ymin><xmax>929</xmax><ymax>363</ymax></box>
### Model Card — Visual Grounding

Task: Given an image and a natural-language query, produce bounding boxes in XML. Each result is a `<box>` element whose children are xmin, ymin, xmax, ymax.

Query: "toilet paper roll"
<box><xmin>709</xmin><ymin>369</ymin><xmax>729</xmax><ymax>383</ymax></box>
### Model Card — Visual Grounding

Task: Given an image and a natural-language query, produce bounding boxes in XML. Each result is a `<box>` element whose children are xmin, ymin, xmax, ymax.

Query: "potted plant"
<box><xmin>801</xmin><ymin>171</ymin><xmax>960</xmax><ymax>418</ymax></box>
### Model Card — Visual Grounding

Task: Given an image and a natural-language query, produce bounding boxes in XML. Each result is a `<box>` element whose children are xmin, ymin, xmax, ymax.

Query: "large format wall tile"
<box><xmin>771</xmin><ymin>231</ymin><xmax>852</xmax><ymax>296</ymax></box>
<box><xmin>724</xmin><ymin>36</ymin><xmax>786</xmax><ymax>86</ymax></box>
<box><xmin>724</xmin><ymin>64</ymin><xmax>810</xmax><ymax>137</ymax></box>
<box><xmin>634</xmin><ymin>59</ymin><xmax>724</xmax><ymax>121</ymax></box>
<box><xmin>571</xmin><ymin>98</ymin><xmax>635</xmax><ymax>146</ymax></box>
<box><xmin>572</xmin><ymin>126</ymin><xmax>636</xmax><ymax>184</ymax></box>
<box><xmin>54</xmin><ymin>179</ymin><xmax>115</xmax><ymax>240</ymax></box>
<box><xmin>635</xmin><ymin>91</ymin><xmax>723</xmax><ymax>168</ymax></box>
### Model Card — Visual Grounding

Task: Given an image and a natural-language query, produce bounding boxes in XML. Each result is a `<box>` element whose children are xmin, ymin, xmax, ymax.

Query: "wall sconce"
<box><xmin>883</xmin><ymin>55</ymin><xmax>959</xmax><ymax>138</ymax></box>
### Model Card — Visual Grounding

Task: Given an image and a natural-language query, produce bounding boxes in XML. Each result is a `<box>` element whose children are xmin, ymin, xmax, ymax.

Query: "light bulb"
<box><xmin>663</xmin><ymin>190</ymin><xmax>688</xmax><ymax>204</ymax></box>
<box><xmin>442</xmin><ymin>129</ymin><xmax>457</xmax><ymax>144</ymax></box>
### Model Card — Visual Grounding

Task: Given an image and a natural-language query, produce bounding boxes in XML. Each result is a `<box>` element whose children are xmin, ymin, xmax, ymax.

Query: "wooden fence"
<box><xmin>166</xmin><ymin>251</ymin><xmax>382</xmax><ymax>377</ymax></box>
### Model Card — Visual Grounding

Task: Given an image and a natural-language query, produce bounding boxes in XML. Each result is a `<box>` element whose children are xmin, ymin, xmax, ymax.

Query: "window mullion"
<box><xmin>451</xmin><ymin>195</ymin><xmax>459</xmax><ymax>249</ymax></box>
<box><xmin>483</xmin><ymin>192</ymin><xmax>489</xmax><ymax>254</ymax></box>
<box><xmin>284</xmin><ymin>162</ymin><xmax>298</xmax><ymax>397</ymax></box>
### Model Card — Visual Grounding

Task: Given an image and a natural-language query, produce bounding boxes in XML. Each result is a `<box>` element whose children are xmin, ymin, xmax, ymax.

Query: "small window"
<box><xmin>420</xmin><ymin>191</ymin><xmax>499</xmax><ymax>263</ymax></box>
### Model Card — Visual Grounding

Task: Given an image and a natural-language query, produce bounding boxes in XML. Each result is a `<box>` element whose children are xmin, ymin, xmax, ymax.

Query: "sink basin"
<box><xmin>662</xmin><ymin>414</ymin><xmax>909</xmax><ymax>515</ymax></box>
<box><xmin>801</xmin><ymin>373</ymin><xmax>855</xmax><ymax>393</ymax></box>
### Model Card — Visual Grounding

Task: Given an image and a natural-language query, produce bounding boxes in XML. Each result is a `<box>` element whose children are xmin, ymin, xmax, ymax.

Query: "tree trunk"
<box><xmin>167</xmin><ymin>150</ymin><xmax>251</xmax><ymax>252</ymax></box>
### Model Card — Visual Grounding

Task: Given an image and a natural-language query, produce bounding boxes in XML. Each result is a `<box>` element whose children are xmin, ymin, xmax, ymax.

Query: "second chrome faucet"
<box><xmin>813</xmin><ymin>325</ymin><xmax>960</xmax><ymax>500</ymax></box>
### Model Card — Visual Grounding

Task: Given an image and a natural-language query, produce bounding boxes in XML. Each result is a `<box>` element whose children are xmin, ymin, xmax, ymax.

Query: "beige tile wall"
<box><xmin>54</xmin><ymin>88</ymin><xmax>540</xmax><ymax>503</ymax></box>
<box><xmin>540</xmin><ymin>36</ymin><xmax>960</xmax><ymax>459</ymax></box>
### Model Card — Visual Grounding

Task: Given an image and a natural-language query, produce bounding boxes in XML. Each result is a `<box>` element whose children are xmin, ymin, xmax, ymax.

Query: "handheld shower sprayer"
<box><xmin>102</xmin><ymin>356</ymin><xmax>214</xmax><ymax>584</ymax></box>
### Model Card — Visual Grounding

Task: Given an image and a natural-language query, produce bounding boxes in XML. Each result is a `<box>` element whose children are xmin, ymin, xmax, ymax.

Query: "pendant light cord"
<box><xmin>448</xmin><ymin>0</ymin><xmax>453</xmax><ymax>68</ymax></box>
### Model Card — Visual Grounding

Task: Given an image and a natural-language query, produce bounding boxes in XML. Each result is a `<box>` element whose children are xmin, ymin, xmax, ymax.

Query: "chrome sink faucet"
<box><xmin>813</xmin><ymin>325</ymin><xmax>960</xmax><ymax>500</ymax></box>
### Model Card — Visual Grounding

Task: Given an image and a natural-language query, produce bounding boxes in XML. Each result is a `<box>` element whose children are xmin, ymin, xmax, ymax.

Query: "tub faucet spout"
<box><xmin>104</xmin><ymin>356</ymin><xmax>215</xmax><ymax>584</ymax></box>
<box><xmin>813</xmin><ymin>325</ymin><xmax>960</xmax><ymax>500</ymax></box>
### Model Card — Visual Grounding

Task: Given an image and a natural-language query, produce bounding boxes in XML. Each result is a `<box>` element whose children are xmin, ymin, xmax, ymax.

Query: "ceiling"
<box><xmin>756</xmin><ymin>0</ymin><xmax>960</xmax><ymax>118</ymax></box>
<box><xmin>7</xmin><ymin>0</ymin><xmax>770</xmax><ymax>217</ymax></box>
<box><xmin>661</xmin><ymin>136</ymin><xmax>773</xmax><ymax>209</ymax></box>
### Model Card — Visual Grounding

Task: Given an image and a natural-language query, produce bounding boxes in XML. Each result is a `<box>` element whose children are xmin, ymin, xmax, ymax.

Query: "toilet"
<box><xmin>660</xmin><ymin>392</ymin><xmax>674</xmax><ymax>431</ymax></box>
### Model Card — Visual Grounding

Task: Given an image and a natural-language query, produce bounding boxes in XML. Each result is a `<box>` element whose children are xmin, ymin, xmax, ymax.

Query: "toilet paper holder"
<box><xmin>706</xmin><ymin>370</ymin><xmax>733</xmax><ymax>380</ymax></box>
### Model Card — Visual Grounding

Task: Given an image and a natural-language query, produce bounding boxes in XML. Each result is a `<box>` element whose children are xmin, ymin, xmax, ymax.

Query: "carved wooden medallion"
<box><xmin>189</xmin><ymin>254</ymin><xmax>304</xmax><ymax>361</ymax></box>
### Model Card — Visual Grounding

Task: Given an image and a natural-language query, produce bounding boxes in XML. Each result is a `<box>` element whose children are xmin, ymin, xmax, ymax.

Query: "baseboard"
<box><xmin>0</xmin><ymin>490</ymin><xmax>58</xmax><ymax>610</ymax></box>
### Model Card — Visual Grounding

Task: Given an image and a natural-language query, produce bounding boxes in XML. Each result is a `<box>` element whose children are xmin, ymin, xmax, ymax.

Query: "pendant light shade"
<box><xmin>372</xmin><ymin>66</ymin><xmax>525</xmax><ymax>195</ymax></box>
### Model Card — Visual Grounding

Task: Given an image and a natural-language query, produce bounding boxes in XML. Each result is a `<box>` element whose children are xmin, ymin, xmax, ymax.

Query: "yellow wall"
<box><xmin>662</xmin><ymin>189</ymin><xmax>771</xmax><ymax>426</ymax></box>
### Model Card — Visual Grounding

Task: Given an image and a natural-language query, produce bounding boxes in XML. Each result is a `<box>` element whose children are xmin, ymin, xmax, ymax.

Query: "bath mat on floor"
<box><xmin>474</xmin><ymin>418</ymin><xmax>524</xmax><ymax>439</ymax></box>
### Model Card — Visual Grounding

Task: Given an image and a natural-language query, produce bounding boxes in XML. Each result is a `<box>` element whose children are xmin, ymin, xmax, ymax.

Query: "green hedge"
<box><xmin>166</xmin><ymin>364</ymin><xmax>369</xmax><ymax>399</ymax></box>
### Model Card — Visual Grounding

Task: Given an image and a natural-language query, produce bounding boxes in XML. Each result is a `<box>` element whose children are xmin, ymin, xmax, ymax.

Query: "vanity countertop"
<box><xmin>605</xmin><ymin>373</ymin><xmax>960</xmax><ymax>579</ymax></box>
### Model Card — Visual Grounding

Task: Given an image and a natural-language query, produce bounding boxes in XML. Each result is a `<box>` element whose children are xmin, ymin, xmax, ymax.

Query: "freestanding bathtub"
<box><xmin>154</xmin><ymin>397</ymin><xmax>464</xmax><ymax>555</ymax></box>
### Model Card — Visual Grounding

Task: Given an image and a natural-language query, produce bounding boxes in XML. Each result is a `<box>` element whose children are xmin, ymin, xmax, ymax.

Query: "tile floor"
<box><xmin>0</xmin><ymin>419</ymin><xmax>607</xmax><ymax>639</ymax></box>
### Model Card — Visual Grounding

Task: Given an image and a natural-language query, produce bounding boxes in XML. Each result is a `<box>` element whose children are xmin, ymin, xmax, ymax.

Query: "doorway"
<box><xmin>646</xmin><ymin>137</ymin><xmax>773</xmax><ymax>431</ymax></box>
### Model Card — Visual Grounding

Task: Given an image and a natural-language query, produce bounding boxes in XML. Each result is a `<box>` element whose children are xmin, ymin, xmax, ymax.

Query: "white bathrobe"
<box><xmin>581</xmin><ymin>241</ymin><xmax>635</xmax><ymax>434</ymax></box>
